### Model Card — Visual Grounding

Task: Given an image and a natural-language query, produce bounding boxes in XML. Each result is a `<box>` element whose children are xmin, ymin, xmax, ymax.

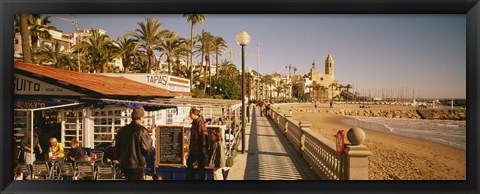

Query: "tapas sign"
<box><xmin>336</xmin><ymin>130</ymin><xmax>345</xmax><ymax>156</ymax></box>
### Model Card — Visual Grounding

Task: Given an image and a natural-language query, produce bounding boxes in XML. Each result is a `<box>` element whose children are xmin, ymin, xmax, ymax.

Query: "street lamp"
<box><xmin>236</xmin><ymin>31</ymin><xmax>250</xmax><ymax>154</ymax></box>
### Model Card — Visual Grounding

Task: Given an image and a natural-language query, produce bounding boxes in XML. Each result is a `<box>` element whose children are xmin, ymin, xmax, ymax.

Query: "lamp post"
<box><xmin>236</xmin><ymin>31</ymin><xmax>250</xmax><ymax>154</ymax></box>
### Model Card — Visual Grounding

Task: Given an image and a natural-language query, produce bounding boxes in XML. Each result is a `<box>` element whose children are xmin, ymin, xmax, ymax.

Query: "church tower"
<box><xmin>325</xmin><ymin>52</ymin><xmax>334</xmax><ymax>79</ymax></box>
<box><xmin>310</xmin><ymin>61</ymin><xmax>317</xmax><ymax>80</ymax></box>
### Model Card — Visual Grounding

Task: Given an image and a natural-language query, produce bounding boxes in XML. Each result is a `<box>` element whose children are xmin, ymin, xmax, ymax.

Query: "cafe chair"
<box><xmin>74</xmin><ymin>162</ymin><xmax>95</xmax><ymax>180</ymax></box>
<box><xmin>90</xmin><ymin>151</ymin><xmax>104</xmax><ymax>165</ymax></box>
<box><xmin>59</xmin><ymin>162</ymin><xmax>75</xmax><ymax>180</ymax></box>
<box><xmin>32</xmin><ymin>161</ymin><xmax>50</xmax><ymax>180</ymax></box>
<box><xmin>19</xmin><ymin>162</ymin><xmax>31</xmax><ymax>180</ymax></box>
<box><xmin>95</xmin><ymin>164</ymin><xmax>116</xmax><ymax>180</ymax></box>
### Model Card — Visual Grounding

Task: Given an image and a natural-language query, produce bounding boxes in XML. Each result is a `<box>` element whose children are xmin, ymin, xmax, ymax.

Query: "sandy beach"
<box><xmin>277</xmin><ymin>103</ymin><xmax>466</xmax><ymax>180</ymax></box>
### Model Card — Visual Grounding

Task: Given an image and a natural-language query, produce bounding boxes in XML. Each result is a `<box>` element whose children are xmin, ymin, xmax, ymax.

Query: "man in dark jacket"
<box><xmin>187</xmin><ymin>107</ymin><xmax>208</xmax><ymax>180</ymax></box>
<box><xmin>115</xmin><ymin>107</ymin><xmax>153</xmax><ymax>180</ymax></box>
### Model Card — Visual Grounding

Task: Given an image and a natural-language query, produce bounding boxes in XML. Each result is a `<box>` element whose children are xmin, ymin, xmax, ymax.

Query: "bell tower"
<box><xmin>325</xmin><ymin>52</ymin><xmax>334</xmax><ymax>79</ymax></box>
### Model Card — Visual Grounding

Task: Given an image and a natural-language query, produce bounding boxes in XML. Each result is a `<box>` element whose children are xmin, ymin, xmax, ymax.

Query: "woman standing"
<box><xmin>208</xmin><ymin>128</ymin><xmax>226</xmax><ymax>180</ymax></box>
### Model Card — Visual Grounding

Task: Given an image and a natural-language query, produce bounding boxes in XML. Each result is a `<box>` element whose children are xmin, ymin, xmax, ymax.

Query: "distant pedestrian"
<box><xmin>208</xmin><ymin>128</ymin><xmax>226</xmax><ymax>180</ymax></box>
<box><xmin>330</xmin><ymin>101</ymin><xmax>333</xmax><ymax>108</ymax></box>
<box><xmin>115</xmin><ymin>106</ymin><xmax>153</xmax><ymax>180</ymax></box>
<box><xmin>260</xmin><ymin>100</ymin><xmax>267</xmax><ymax>116</ymax></box>
<box><xmin>314</xmin><ymin>104</ymin><xmax>317</xmax><ymax>109</ymax></box>
<box><xmin>187</xmin><ymin>107</ymin><xmax>208</xmax><ymax>180</ymax></box>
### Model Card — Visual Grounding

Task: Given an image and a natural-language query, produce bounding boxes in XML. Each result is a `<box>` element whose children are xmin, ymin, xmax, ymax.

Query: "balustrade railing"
<box><xmin>266</xmin><ymin>107</ymin><xmax>371</xmax><ymax>180</ymax></box>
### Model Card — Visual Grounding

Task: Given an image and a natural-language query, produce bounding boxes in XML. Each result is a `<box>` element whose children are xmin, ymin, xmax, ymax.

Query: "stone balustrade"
<box><xmin>267</xmin><ymin>107</ymin><xmax>372</xmax><ymax>180</ymax></box>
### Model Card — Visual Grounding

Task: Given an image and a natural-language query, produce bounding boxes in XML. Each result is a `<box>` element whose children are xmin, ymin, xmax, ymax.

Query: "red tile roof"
<box><xmin>14</xmin><ymin>62</ymin><xmax>176</xmax><ymax>98</ymax></box>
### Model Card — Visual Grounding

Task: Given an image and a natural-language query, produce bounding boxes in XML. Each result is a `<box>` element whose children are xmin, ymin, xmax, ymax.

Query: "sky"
<box><xmin>48</xmin><ymin>14</ymin><xmax>466</xmax><ymax>99</ymax></box>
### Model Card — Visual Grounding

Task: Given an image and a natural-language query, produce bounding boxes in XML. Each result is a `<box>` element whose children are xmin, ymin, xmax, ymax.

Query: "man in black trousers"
<box><xmin>115</xmin><ymin>106</ymin><xmax>153</xmax><ymax>180</ymax></box>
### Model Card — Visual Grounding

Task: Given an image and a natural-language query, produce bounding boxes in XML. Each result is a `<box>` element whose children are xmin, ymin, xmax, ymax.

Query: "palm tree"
<box><xmin>20</xmin><ymin>14</ymin><xmax>32</xmax><ymax>63</ymax></box>
<box><xmin>14</xmin><ymin>14</ymin><xmax>57</xmax><ymax>50</ymax></box>
<box><xmin>116</xmin><ymin>36</ymin><xmax>139</xmax><ymax>73</ymax></box>
<box><xmin>158</xmin><ymin>31</ymin><xmax>188</xmax><ymax>74</ymax></box>
<box><xmin>28</xmin><ymin>15</ymin><xmax>57</xmax><ymax>50</ymax></box>
<box><xmin>275</xmin><ymin>85</ymin><xmax>284</xmax><ymax>99</ymax></box>
<box><xmin>310</xmin><ymin>81</ymin><xmax>322</xmax><ymax>99</ymax></box>
<box><xmin>283</xmin><ymin>82</ymin><xmax>292</xmax><ymax>100</ymax></box>
<box><xmin>77</xmin><ymin>29</ymin><xmax>118</xmax><ymax>73</ymax></box>
<box><xmin>329</xmin><ymin>83</ymin><xmax>338</xmax><ymax>100</ymax></box>
<box><xmin>212</xmin><ymin>36</ymin><xmax>227</xmax><ymax>79</ymax></box>
<box><xmin>261</xmin><ymin>75</ymin><xmax>275</xmax><ymax>99</ymax></box>
<box><xmin>128</xmin><ymin>17</ymin><xmax>167</xmax><ymax>73</ymax></box>
<box><xmin>184</xmin><ymin>14</ymin><xmax>206</xmax><ymax>89</ymax></box>
<box><xmin>130</xmin><ymin>57</ymin><xmax>149</xmax><ymax>73</ymax></box>
<box><xmin>33</xmin><ymin>41</ymin><xmax>76</xmax><ymax>70</ymax></box>
<box><xmin>173</xmin><ymin>43</ymin><xmax>190</xmax><ymax>76</ymax></box>
<box><xmin>197</xmin><ymin>30</ymin><xmax>214</xmax><ymax>93</ymax></box>
<box><xmin>345</xmin><ymin>84</ymin><xmax>353</xmax><ymax>103</ymax></box>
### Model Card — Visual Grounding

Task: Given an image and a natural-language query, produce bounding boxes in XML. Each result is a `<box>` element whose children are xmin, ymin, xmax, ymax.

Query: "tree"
<box><xmin>28</xmin><ymin>15</ymin><xmax>57</xmax><ymax>50</ymax></box>
<box><xmin>20</xmin><ymin>14</ymin><xmax>32</xmax><ymax>63</ymax></box>
<box><xmin>128</xmin><ymin>17</ymin><xmax>167</xmax><ymax>73</ymax></box>
<box><xmin>275</xmin><ymin>85</ymin><xmax>284</xmax><ymax>99</ymax></box>
<box><xmin>344</xmin><ymin>84</ymin><xmax>353</xmax><ymax>103</ymax></box>
<box><xmin>184</xmin><ymin>14</ymin><xmax>206</xmax><ymax>90</ymax></box>
<box><xmin>261</xmin><ymin>75</ymin><xmax>275</xmax><ymax>99</ymax></box>
<box><xmin>130</xmin><ymin>56</ymin><xmax>149</xmax><ymax>73</ymax></box>
<box><xmin>309</xmin><ymin>81</ymin><xmax>322</xmax><ymax>99</ymax></box>
<box><xmin>197</xmin><ymin>30</ymin><xmax>214</xmax><ymax>93</ymax></box>
<box><xmin>33</xmin><ymin>41</ymin><xmax>76</xmax><ymax>70</ymax></box>
<box><xmin>14</xmin><ymin>14</ymin><xmax>57</xmax><ymax>50</ymax></box>
<box><xmin>212</xmin><ymin>36</ymin><xmax>227</xmax><ymax>79</ymax></box>
<box><xmin>292</xmin><ymin>83</ymin><xmax>303</xmax><ymax>99</ymax></box>
<box><xmin>329</xmin><ymin>83</ymin><xmax>338</xmax><ymax>100</ymax></box>
<box><xmin>218</xmin><ymin>59</ymin><xmax>238</xmax><ymax>79</ymax></box>
<box><xmin>158</xmin><ymin>31</ymin><xmax>185</xmax><ymax>74</ymax></box>
<box><xmin>213</xmin><ymin>77</ymin><xmax>241</xmax><ymax>99</ymax></box>
<box><xmin>77</xmin><ymin>29</ymin><xmax>118</xmax><ymax>73</ymax></box>
<box><xmin>116</xmin><ymin>36</ymin><xmax>139</xmax><ymax>73</ymax></box>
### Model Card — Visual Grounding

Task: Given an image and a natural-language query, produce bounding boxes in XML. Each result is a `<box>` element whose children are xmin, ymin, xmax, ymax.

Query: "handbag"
<box><xmin>208</xmin><ymin>143</ymin><xmax>218</xmax><ymax>167</ymax></box>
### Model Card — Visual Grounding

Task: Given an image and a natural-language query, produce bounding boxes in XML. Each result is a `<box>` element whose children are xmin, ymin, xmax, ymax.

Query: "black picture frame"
<box><xmin>1</xmin><ymin>0</ymin><xmax>478</xmax><ymax>193</ymax></box>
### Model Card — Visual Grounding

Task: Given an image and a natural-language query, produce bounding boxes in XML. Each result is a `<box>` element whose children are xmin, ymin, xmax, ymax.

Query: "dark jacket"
<box><xmin>67</xmin><ymin>146</ymin><xmax>85</xmax><ymax>162</ymax></box>
<box><xmin>115</xmin><ymin>121</ymin><xmax>153</xmax><ymax>169</ymax></box>
<box><xmin>189</xmin><ymin>117</ymin><xmax>208</xmax><ymax>154</ymax></box>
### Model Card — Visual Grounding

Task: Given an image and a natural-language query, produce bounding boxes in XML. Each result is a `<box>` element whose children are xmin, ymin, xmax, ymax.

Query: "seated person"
<box><xmin>67</xmin><ymin>139</ymin><xmax>85</xmax><ymax>162</ymax></box>
<box><xmin>48</xmin><ymin>137</ymin><xmax>65</xmax><ymax>174</ymax></box>
<box><xmin>49</xmin><ymin>137</ymin><xmax>64</xmax><ymax>161</ymax></box>
<box><xmin>104</xmin><ymin>139</ymin><xmax>119</xmax><ymax>165</ymax></box>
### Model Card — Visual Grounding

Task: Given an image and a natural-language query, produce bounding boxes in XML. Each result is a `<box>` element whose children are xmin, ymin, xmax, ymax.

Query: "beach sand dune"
<box><xmin>278</xmin><ymin>103</ymin><xmax>466</xmax><ymax>180</ymax></box>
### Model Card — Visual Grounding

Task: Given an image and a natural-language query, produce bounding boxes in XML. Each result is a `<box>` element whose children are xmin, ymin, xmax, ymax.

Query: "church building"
<box><xmin>304</xmin><ymin>53</ymin><xmax>341</xmax><ymax>100</ymax></box>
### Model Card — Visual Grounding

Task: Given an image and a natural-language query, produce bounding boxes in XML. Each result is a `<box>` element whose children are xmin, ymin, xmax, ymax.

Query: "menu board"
<box><xmin>156</xmin><ymin>125</ymin><xmax>184</xmax><ymax>166</ymax></box>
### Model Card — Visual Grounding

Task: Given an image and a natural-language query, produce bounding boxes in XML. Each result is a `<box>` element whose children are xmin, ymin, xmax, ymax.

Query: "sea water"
<box><xmin>341</xmin><ymin>116</ymin><xmax>466</xmax><ymax>150</ymax></box>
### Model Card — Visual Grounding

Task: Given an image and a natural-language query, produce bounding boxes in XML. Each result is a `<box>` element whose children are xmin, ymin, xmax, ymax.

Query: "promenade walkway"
<box><xmin>227</xmin><ymin>107</ymin><xmax>319</xmax><ymax>180</ymax></box>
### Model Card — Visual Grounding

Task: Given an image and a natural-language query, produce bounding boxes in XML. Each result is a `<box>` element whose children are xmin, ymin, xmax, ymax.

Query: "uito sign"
<box><xmin>336</xmin><ymin>130</ymin><xmax>345</xmax><ymax>156</ymax></box>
